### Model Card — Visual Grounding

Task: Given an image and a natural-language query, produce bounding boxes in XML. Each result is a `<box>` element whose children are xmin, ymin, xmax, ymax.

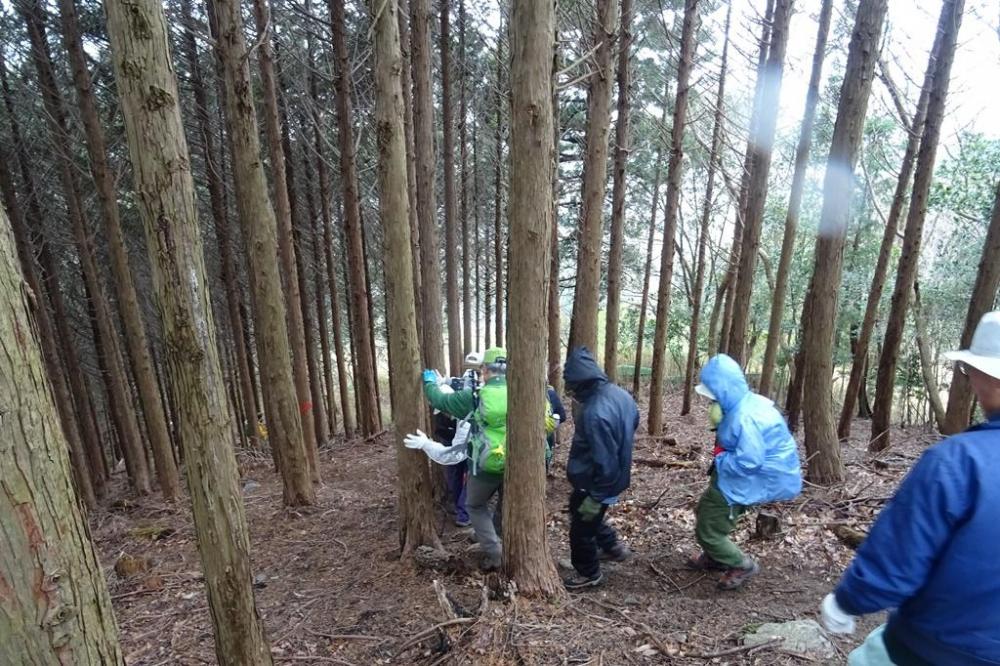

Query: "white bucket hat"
<box><xmin>945</xmin><ymin>311</ymin><xmax>1000</xmax><ymax>381</ymax></box>
<box><xmin>695</xmin><ymin>383</ymin><xmax>716</xmax><ymax>400</ymax></box>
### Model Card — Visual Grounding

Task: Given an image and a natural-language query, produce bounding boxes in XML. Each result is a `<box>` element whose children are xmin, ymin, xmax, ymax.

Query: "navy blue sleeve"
<box><xmin>585</xmin><ymin>411</ymin><xmax>620</xmax><ymax>502</ymax></box>
<box><xmin>547</xmin><ymin>388</ymin><xmax>567</xmax><ymax>424</ymax></box>
<box><xmin>834</xmin><ymin>445</ymin><xmax>973</xmax><ymax>616</ymax></box>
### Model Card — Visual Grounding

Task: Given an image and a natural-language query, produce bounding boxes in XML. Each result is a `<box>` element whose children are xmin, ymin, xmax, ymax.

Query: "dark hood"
<box><xmin>564</xmin><ymin>347</ymin><xmax>608</xmax><ymax>398</ymax></box>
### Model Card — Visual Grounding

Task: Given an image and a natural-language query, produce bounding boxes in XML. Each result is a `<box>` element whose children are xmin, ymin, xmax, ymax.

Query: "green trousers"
<box><xmin>695</xmin><ymin>473</ymin><xmax>747</xmax><ymax>568</ymax></box>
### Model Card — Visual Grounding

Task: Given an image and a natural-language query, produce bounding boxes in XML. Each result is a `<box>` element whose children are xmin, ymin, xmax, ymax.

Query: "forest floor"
<box><xmin>92</xmin><ymin>389</ymin><xmax>938</xmax><ymax>665</ymax></box>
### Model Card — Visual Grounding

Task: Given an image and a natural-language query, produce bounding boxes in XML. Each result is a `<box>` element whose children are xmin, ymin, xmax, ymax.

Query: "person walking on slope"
<box><xmin>562</xmin><ymin>347</ymin><xmax>639</xmax><ymax>590</ymax></box>
<box><xmin>821</xmin><ymin>311</ymin><xmax>1000</xmax><ymax>666</ymax></box>
<box><xmin>421</xmin><ymin>347</ymin><xmax>553</xmax><ymax>570</ymax></box>
<box><xmin>689</xmin><ymin>354</ymin><xmax>802</xmax><ymax>590</ymax></box>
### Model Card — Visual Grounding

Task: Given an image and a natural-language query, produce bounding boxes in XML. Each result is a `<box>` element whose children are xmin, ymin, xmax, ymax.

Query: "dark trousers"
<box><xmin>445</xmin><ymin>460</ymin><xmax>468</xmax><ymax>523</ymax></box>
<box><xmin>569</xmin><ymin>489</ymin><xmax>620</xmax><ymax>577</ymax></box>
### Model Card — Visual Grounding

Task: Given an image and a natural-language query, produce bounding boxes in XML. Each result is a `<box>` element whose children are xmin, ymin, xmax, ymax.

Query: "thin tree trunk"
<box><xmin>0</xmin><ymin>50</ymin><xmax>106</xmax><ymax>497</ymax></box>
<box><xmin>181</xmin><ymin>0</ymin><xmax>258</xmax><ymax>438</ymax></box>
<box><xmin>871</xmin><ymin>0</ymin><xmax>965</xmax><ymax>452</ymax></box>
<box><xmin>0</xmin><ymin>201</ymin><xmax>123</xmax><ymax>663</ymax></box>
<box><xmin>251</xmin><ymin>0</ymin><xmax>321</xmax><ymax>481</ymax></box>
<box><xmin>459</xmin><ymin>0</ymin><xmax>472</xmax><ymax>362</ymax></box>
<box><xmin>548</xmin><ymin>27</ymin><xmax>562</xmax><ymax>392</ymax></box>
<box><xmin>760</xmin><ymin>0</ymin><xmax>833</xmax><ymax>396</ymax></box>
<box><xmin>567</xmin><ymin>0</ymin><xmax>618</xmax><ymax>356</ymax></box>
<box><xmin>944</xmin><ymin>180</ymin><xmax>1000</xmax><ymax>432</ymax></box>
<box><xmin>328</xmin><ymin>0</ymin><xmax>382</xmax><ymax>437</ymax></box>
<box><xmin>105</xmin><ymin>0</ymin><xmax>274</xmax><ymax>658</ymax></box>
<box><xmin>603</xmin><ymin>0</ymin><xmax>633</xmax><ymax>383</ymax></box>
<box><xmin>837</xmin><ymin>57</ymin><xmax>937</xmax><ymax>440</ymax></box>
<box><xmin>913</xmin><ymin>282</ymin><xmax>946</xmax><ymax>430</ymax></box>
<box><xmin>212</xmin><ymin>0</ymin><xmax>315</xmax><ymax>505</ymax></box>
<box><xmin>409</xmin><ymin>0</ymin><xmax>446</xmax><ymax>370</ymax></box>
<box><xmin>632</xmin><ymin>84</ymin><xmax>669</xmax><ymax>397</ymax></box>
<box><xmin>370</xmin><ymin>0</ymin><xmax>442</xmax><ymax>555</ymax></box>
<box><xmin>681</xmin><ymin>3</ymin><xmax>730</xmax><ymax>416</ymax></box>
<box><xmin>503</xmin><ymin>0</ymin><xmax>562</xmax><ymax>596</ymax></box>
<box><xmin>647</xmin><ymin>0</ymin><xmax>700</xmax><ymax>436</ymax></box>
<box><xmin>800</xmin><ymin>0</ymin><xmax>888</xmax><ymax>482</ymax></box>
<box><xmin>441</xmin><ymin>0</ymin><xmax>462</xmax><ymax>374</ymax></box>
<box><xmin>494</xmin><ymin>30</ymin><xmax>506</xmax><ymax>349</ymax></box>
<box><xmin>360</xmin><ymin>223</ymin><xmax>384</xmax><ymax>428</ymax></box>
<box><xmin>56</xmin><ymin>0</ymin><xmax>180</xmax><ymax>499</ymax></box>
<box><xmin>21</xmin><ymin>0</ymin><xmax>151</xmax><ymax>495</ymax></box>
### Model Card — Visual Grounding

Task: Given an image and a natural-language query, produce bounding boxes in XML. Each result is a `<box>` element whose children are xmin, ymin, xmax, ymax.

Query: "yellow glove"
<box><xmin>708</xmin><ymin>402</ymin><xmax>723</xmax><ymax>429</ymax></box>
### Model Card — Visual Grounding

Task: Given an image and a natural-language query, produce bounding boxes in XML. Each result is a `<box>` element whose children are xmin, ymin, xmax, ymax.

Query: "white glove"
<box><xmin>403</xmin><ymin>430</ymin><xmax>468</xmax><ymax>465</ymax></box>
<box><xmin>404</xmin><ymin>429</ymin><xmax>434</xmax><ymax>450</ymax></box>
<box><xmin>821</xmin><ymin>593</ymin><xmax>856</xmax><ymax>635</ymax></box>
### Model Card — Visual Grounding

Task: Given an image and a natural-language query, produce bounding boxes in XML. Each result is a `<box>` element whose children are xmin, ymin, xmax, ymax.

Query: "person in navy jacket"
<box><xmin>822</xmin><ymin>311</ymin><xmax>1000</xmax><ymax>665</ymax></box>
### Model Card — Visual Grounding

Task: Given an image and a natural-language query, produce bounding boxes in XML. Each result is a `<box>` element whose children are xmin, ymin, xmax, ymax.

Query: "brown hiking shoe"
<box><xmin>717</xmin><ymin>558</ymin><xmax>760</xmax><ymax>590</ymax></box>
<box><xmin>686</xmin><ymin>552</ymin><xmax>728</xmax><ymax>571</ymax></box>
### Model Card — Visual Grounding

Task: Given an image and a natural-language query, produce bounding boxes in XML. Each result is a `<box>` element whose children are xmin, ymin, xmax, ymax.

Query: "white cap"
<box><xmin>695</xmin><ymin>383</ymin><xmax>716</xmax><ymax>400</ymax></box>
<box><xmin>945</xmin><ymin>311</ymin><xmax>1000</xmax><ymax>381</ymax></box>
<box><xmin>464</xmin><ymin>351</ymin><xmax>483</xmax><ymax>366</ymax></box>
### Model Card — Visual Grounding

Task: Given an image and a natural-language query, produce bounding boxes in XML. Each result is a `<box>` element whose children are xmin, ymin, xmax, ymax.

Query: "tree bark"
<box><xmin>603</xmin><ymin>0</ymin><xmax>633</xmax><ymax>383</ymax></box>
<box><xmin>251</xmin><ymin>0</ymin><xmax>321</xmax><ymax>481</ymax></box>
<box><xmin>870</xmin><ymin>0</ymin><xmax>965</xmax><ymax>452</ymax></box>
<box><xmin>0</xmin><ymin>200</ymin><xmax>124</xmax><ymax>664</ymax></box>
<box><xmin>371</xmin><ymin>0</ymin><xmax>442</xmax><ymax>555</ymax></box>
<box><xmin>441</xmin><ymin>0</ymin><xmax>462</xmax><ymax>374</ymax></box>
<box><xmin>913</xmin><ymin>282</ymin><xmax>946</xmax><ymax>431</ymax></box>
<box><xmin>212</xmin><ymin>0</ymin><xmax>315</xmax><ymax>505</ymax></box>
<box><xmin>180</xmin><ymin>0</ymin><xmax>258</xmax><ymax>438</ymax></box>
<box><xmin>459</xmin><ymin>0</ymin><xmax>472</xmax><ymax>362</ymax></box>
<box><xmin>104</xmin><ymin>0</ymin><xmax>274</xmax><ymax>658</ymax></box>
<box><xmin>800</xmin><ymin>0</ymin><xmax>888</xmax><ymax>482</ymax></box>
<box><xmin>21</xmin><ymin>0</ymin><xmax>151</xmax><ymax>495</ymax></box>
<box><xmin>494</xmin><ymin>31</ymin><xmax>506</xmax><ymax>349</ymax></box>
<box><xmin>567</xmin><ymin>0</ymin><xmax>618</xmax><ymax>356</ymax></box>
<box><xmin>548</xmin><ymin>27</ymin><xmax>562</xmax><ymax>392</ymax></box>
<box><xmin>647</xmin><ymin>0</ymin><xmax>700</xmax><ymax>436</ymax></box>
<box><xmin>727</xmin><ymin>0</ymin><xmax>793</xmax><ymax>365</ymax></box>
<box><xmin>681</xmin><ymin>3</ymin><xmax>730</xmax><ymax>416</ymax></box>
<box><xmin>760</xmin><ymin>0</ymin><xmax>833</xmax><ymax>397</ymax></box>
<box><xmin>56</xmin><ymin>0</ymin><xmax>180</xmax><ymax>499</ymax></box>
<box><xmin>837</xmin><ymin>55</ymin><xmax>936</xmax><ymax>440</ymax></box>
<box><xmin>409</xmin><ymin>0</ymin><xmax>446</xmax><ymax>371</ymax></box>
<box><xmin>631</xmin><ymin>83</ymin><xmax>669</xmax><ymax>397</ymax></box>
<box><xmin>502</xmin><ymin>0</ymin><xmax>562</xmax><ymax>597</ymax></box>
<box><xmin>944</xmin><ymin>180</ymin><xmax>1000</xmax><ymax>432</ymax></box>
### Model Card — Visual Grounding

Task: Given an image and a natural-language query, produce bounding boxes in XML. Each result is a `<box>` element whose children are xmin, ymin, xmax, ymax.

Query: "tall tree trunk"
<box><xmin>800</xmin><ymin>0</ymin><xmax>888</xmax><ymax>482</ymax></box>
<box><xmin>631</xmin><ymin>83</ymin><xmax>669</xmax><ymax>397</ymax></box>
<box><xmin>548</xmin><ymin>27</ymin><xmax>562</xmax><ymax>392</ymax></box>
<box><xmin>944</xmin><ymin>180</ymin><xmax>1000</xmax><ymax>432</ymax></box>
<box><xmin>370</xmin><ymin>0</ymin><xmax>442</xmax><ymax>555</ymax></box>
<box><xmin>0</xmin><ymin>200</ymin><xmax>123</xmax><ymax>664</ymax></box>
<box><xmin>0</xmin><ymin>153</ymin><xmax>96</xmax><ymax>509</ymax></box>
<box><xmin>360</xmin><ymin>223</ymin><xmax>384</xmax><ymax>428</ymax></box>
<box><xmin>21</xmin><ymin>0</ymin><xmax>151</xmax><ymax>495</ymax></box>
<box><xmin>870</xmin><ymin>0</ymin><xmax>964</xmax><ymax>452</ymax></box>
<box><xmin>726</xmin><ymin>0</ymin><xmax>793</xmax><ymax>365</ymax></box>
<box><xmin>681</xmin><ymin>3</ymin><xmax>730</xmax><ymax>416</ymax></box>
<box><xmin>181</xmin><ymin>0</ymin><xmax>258</xmax><ymax>437</ymax></box>
<box><xmin>0</xmin><ymin>50</ymin><xmax>106</xmax><ymax>497</ymax></box>
<box><xmin>441</xmin><ymin>0</ymin><xmax>462</xmax><ymax>374</ymax></box>
<box><xmin>647</xmin><ymin>0</ymin><xmax>700</xmax><ymax>436</ymax></box>
<box><xmin>322</xmin><ymin>194</ymin><xmax>355</xmax><ymax>439</ymax></box>
<box><xmin>603</xmin><ymin>0</ymin><xmax>633</xmax><ymax>383</ymax></box>
<box><xmin>56</xmin><ymin>0</ymin><xmax>180</xmax><ymax>499</ymax></box>
<box><xmin>837</xmin><ymin>57</ymin><xmax>936</xmax><ymax>440</ymax></box>
<box><xmin>567</xmin><ymin>0</ymin><xmax>618</xmax><ymax>355</ymax></box>
<box><xmin>912</xmin><ymin>282</ymin><xmax>946</xmax><ymax>431</ymax></box>
<box><xmin>104</xmin><ymin>1</ymin><xmax>274</xmax><ymax>659</ymax></box>
<box><xmin>494</xmin><ymin>30</ymin><xmax>506</xmax><ymax>349</ymax></box>
<box><xmin>409</xmin><ymin>0</ymin><xmax>446</xmax><ymax>370</ymax></box>
<box><xmin>251</xmin><ymin>0</ymin><xmax>321</xmax><ymax>481</ymax></box>
<box><xmin>212</xmin><ymin>0</ymin><xmax>315</xmax><ymax>505</ymax></box>
<box><xmin>503</xmin><ymin>0</ymin><xmax>562</xmax><ymax>597</ymax></box>
<box><xmin>760</xmin><ymin>0</ymin><xmax>833</xmax><ymax>396</ymax></box>
<box><xmin>459</xmin><ymin>0</ymin><xmax>472</xmax><ymax>362</ymax></box>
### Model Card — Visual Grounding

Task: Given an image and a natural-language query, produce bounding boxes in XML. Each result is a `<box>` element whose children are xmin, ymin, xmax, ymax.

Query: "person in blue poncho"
<box><xmin>821</xmin><ymin>312</ymin><xmax>1000</xmax><ymax>666</ymax></box>
<box><xmin>688</xmin><ymin>354</ymin><xmax>802</xmax><ymax>590</ymax></box>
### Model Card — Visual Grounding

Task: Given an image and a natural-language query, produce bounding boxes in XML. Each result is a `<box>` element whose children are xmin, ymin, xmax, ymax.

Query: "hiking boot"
<box><xmin>480</xmin><ymin>551</ymin><xmax>502</xmax><ymax>572</ymax></box>
<box><xmin>600</xmin><ymin>544</ymin><xmax>634</xmax><ymax>563</ymax></box>
<box><xmin>563</xmin><ymin>570</ymin><xmax>605</xmax><ymax>590</ymax></box>
<box><xmin>686</xmin><ymin>552</ymin><xmax>728</xmax><ymax>572</ymax></box>
<box><xmin>717</xmin><ymin>558</ymin><xmax>760</xmax><ymax>590</ymax></box>
<box><xmin>455</xmin><ymin>517</ymin><xmax>471</xmax><ymax>528</ymax></box>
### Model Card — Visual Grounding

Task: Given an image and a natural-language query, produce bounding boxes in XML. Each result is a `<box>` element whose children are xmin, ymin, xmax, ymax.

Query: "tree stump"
<box><xmin>755</xmin><ymin>511</ymin><xmax>781</xmax><ymax>540</ymax></box>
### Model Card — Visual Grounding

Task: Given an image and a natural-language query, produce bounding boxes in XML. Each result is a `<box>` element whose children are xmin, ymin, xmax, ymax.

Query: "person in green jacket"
<box><xmin>422</xmin><ymin>347</ymin><xmax>553</xmax><ymax>570</ymax></box>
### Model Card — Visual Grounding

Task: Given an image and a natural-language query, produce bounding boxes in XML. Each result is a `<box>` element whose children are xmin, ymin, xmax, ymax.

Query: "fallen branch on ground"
<box><xmin>688</xmin><ymin>636</ymin><xmax>784</xmax><ymax>659</ymax></box>
<box><xmin>396</xmin><ymin>618</ymin><xmax>476</xmax><ymax>653</ymax></box>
